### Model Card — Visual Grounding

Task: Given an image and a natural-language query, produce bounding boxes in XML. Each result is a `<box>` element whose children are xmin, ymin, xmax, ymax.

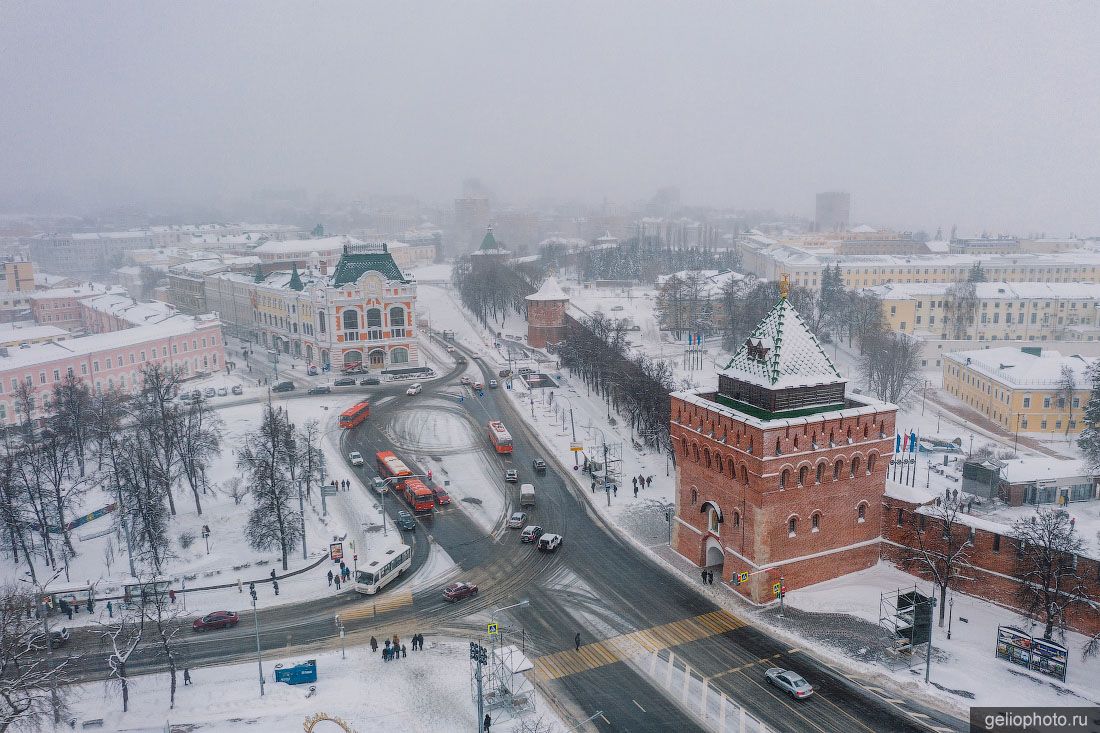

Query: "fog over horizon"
<box><xmin>2</xmin><ymin>2</ymin><xmax>1099</xmax><ymax>234</ymax></box>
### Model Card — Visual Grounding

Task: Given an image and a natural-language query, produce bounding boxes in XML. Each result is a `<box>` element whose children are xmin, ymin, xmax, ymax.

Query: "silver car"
<box><xmin>507</xmin><ymin>511</ymin><xmax>527</xmax><ymax>528</ymax></box>
<box><xmin>764</xmin><ymin>668</ymin><xmax>813</xmax><ymax>699</ymax></box>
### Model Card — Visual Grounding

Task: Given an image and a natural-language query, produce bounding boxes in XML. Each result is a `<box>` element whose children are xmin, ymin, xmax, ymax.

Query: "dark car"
<box><xmin>193</xmin><ymin>610</ymin><xmax>240</xmax><ymax>632</ymax></box>
<box><xmin>334</xmin><ymin>377</ymin><xmax>357</xmax><ymax>386</ymax></box>
<box><xmin>498</xmin><ymin>369</ymin><xmax>512</xmax><ymax>378</ymax></box>
<box><xmin>443</xmin><ymin>581</ymin><xmax>479</xmax><ymax>602</ymax></box>
<box><xmin>532</xmin><ymin>459</ymin><xmax>547</xmax><ymax>473</ymax></box>
<box><xmin>271</xmin><ymin>381</ymin><xmax>295</xmax><ymax>393</ymax></box>
<box><xmin>396</xmin><ymin>510</ymin><xmax>417</xmax><ymax>531</ymax></box>
<box><xmin>306</xmin><ymin>386</ymin><xmax>331</xmax><ymax>395</ymax></box>
<box><xmin>359</xmin><ymin>377</ymin><xmax>381</xmax><ymax>386</ymax></box>
<box><xmin>520</xmin><ymin>525</ymin><xmax>543</xmax><ymax>543</ymax></box>
<box><xmin>431</xmin><ymin>486</ymin><xmax>451</xmax><ymax>506</ymax></box>
<box><xmin>32</xmin><ymin>628</ymin><xmax>69</xmax><ymax>650</ymax></box>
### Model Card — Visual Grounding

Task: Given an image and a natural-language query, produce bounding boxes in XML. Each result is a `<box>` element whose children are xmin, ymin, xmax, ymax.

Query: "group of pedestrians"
<box><xmin>327</xmin><ymin>563</ymin><xmax>352</xmax><ymax>589</ymax></box>
<box><xmin>329</xmin><ymin>479</ymin><xmax>353</xmax><ymax>492</ymax></box>
<box><xmin>700</xmin><ymin>570</ymin><xmax>716</xmax><ymax>585</ymax></box>
<box><xmin>370</xmin><ymin>633</ymin><xmax>426</xmax><ymax>661</ymax></box>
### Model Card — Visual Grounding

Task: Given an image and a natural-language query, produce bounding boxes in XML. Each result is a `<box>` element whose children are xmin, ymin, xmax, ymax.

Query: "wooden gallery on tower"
<box><xmin>670</xmin><ymin>278</ymin><xmax>896</xmax><ymax>603</ymax></box>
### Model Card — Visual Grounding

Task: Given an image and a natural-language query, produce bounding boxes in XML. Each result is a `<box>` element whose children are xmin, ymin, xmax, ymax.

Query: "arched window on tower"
<box><xmin>798</xmin><ymin>466</ymin><xmax>808</xmax><ymax>486</ymax></box>
<box><xmin>780</xmin><ymin>469</ymin><xmax>790</xmax><ymax>489</ymax></box>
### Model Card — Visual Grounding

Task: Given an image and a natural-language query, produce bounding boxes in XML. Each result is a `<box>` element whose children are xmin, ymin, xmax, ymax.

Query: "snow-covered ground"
<box><xmin>66</xmin><ymin>636</ymin><xmax>563</xmax><ymax>732</ymax></box>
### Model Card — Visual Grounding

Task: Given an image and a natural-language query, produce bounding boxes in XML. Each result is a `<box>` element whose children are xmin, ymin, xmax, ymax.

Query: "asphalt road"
<box><xmin>52</xmin><ymin>340</ymin><xmax>965</xmax><ymax>733</ymax></box>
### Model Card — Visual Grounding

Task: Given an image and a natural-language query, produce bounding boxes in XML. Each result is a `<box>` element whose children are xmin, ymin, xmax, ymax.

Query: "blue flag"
<box><xmin>895</xmin><ymin>433</ymin><xmax>902</xmax><ymax>453</ymax></box>
<box><xmin>909</xmin><ymin>431</ymin><xmax>917</xmax><ymax>453</ymax></box>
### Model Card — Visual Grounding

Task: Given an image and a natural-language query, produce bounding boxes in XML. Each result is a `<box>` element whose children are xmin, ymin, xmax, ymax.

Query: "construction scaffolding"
<box><xmin>878</xmin><ymin>586</ymin><xmax>932</xmax><ymax>669</ymax></box>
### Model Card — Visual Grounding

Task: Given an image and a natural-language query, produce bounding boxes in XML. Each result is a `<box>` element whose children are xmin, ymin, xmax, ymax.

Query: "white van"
<box><xmin>519</xmin><ymin>483</ymin><xmax>535</xmax><ymax>508</ymax></box>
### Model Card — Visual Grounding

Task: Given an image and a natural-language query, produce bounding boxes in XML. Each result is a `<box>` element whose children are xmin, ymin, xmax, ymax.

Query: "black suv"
<box><xmin>359</xmin><ymin>377</ymin><xmax>380</xmax><ymax>386</ymax></box>
<box><xmin>333</xmin><ymin>377</ymin><xmax>357</xmax><ymax>386</ymax></box>
<box><xmin>306</xmin><ymin>386</ymin><xmax>331</xmax><ymax>395</ymax></box>
<box><xmin>271</xmin><ymin>381</ymin><xmax>295</xmax><ymax>393</ymax></box>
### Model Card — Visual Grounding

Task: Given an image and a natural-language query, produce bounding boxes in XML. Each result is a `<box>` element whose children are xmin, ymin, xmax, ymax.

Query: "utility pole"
<box><xmin>21</xmin><ymin>569</ymin><xmax>62</xmax><ymax>724</ymax></box>
<box><xmin>925</xmin><ymin>596</ymin><xmax>935</xmax><ymax>684</ymax></box>
<box><xmin>470</xmin><ymin>641</ymin><xmax>487</xmax><ymax>733</ymax></box>
<box><xmin>297</xmin><ymin>479</ymin><xmax>307</xmax><ymax>560</ymax></box>
<box><xmin>250</xmin><ymin>585</ymin><xmax>265</xmax><ymax>697</ymax></box>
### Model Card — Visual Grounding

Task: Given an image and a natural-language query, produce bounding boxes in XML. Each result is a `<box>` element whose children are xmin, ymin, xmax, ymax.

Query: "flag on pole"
<box><xmin>909</xmin><ymin>430</ymin><xmax>917</xmax><ymax>453</ymax></box>
<box><xmin>902</xmin><ymin>433</ymin><xmax>909</xmax><ymax>452</ymax></box>
<box><xmin>895</xmin><ymin>433</ymin><xmax>902</xmax><ymax>453</ymax></box>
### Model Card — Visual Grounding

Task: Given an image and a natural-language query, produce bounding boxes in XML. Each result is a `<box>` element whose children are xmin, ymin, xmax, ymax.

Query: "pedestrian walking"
<box><xmin>169</xmin><ymin>589</ymin><xmax>176</xmax><ymax>603</ymax></box>
<box><xmin>646</xmin><ymin>475</ymin><xmax>652</xmax><ymax>489</ymax></box>
<box><xmin>393</xmin><ymin>634</ymin><xmax>400</xmax><ymax>649</ymax></box>
<box><xmin>87</xmin><ymin>597</ymin><xmax>94</xmax><ymax>613</ymax></box>
<box><xmin>270</xmin><ymin>569</ymin><xmax>277</xmax><ymax>581</ymax></box>
<box><xmin>484</xmin><ymin>713</ymin><xmax>492</xmax><ymax>732</ymax></box>
<box><xmin>238</xmin><ymin>578</ymin><xmax>243</xmax><ymax>593</ymax></box>
<box><xmin>272</xmin><ymin>580</ymin><xmax>279</xmax><ymax>596</ymax></box>
<box><xmin>183</xmin><ymin>669</ymin><xmax>192</xmax><ymax>686</ymax></box>
<box><xmin>574</xmin><ymin>632</ymin><xmax>581</xmax><ymax>651</ymax></box>
<box><xmin>370</xmin><ymin>636</ymin><xmax>378</xmax><ymax>653</ymax></box>
<box><xmin>633</xmin><ymin>485</ymin><xmax>638</xmax><ymax>498</ymax></box>
<box><xmin>382</xmin><ymin>647</ymin><xmax>390</xmax><ymax>662</ymax></box>
<box><xmin>385</xmin><ymin>638</ymin><xmax>391</xmax><ymax>652</ymax></box>
<box><xmin>612</xmin><ymin>484</ymin><xmax>617</xmax><ymax>497</ymax></box>
<box><xmin>401</xmin><ymin>644</ymin><xmax>406</xmax><ymax>658</ymax></box>
<box><xmin>701</xmin><ymin>570</ymin><xmax>708</xmax><ymax>585</ymax></box>
<box><xmin>334</xmin><ymin>575</ymin><xmax>341</xmax><ymax>590</ymax></box>
<box><xmin>638</xmin><ymin>473</ymin><xmax>645</xmax><ymax>487</ymax></box>
<box><xmin>708</xmin><ymin>571</ymin><xmax>714</xmax><ymax>585</ymax></box>
<box><xmin>327</xmin><ymin>570</ymin><xmax>334</xmax><ymax>586</ymax></box>
<box><xmin>632</xmin><ymin>477</ymin><xmax>638</xmax><ymax>490</ymax></box>
<box><xmin>590</xmin><ymin>480</ymin><xmax>596</xmax><ymax>493</ymax></box>
<box><xmin>106</xmin><ymin>601</ymin><xmax>113</xmax><ymax>619</ymax></box>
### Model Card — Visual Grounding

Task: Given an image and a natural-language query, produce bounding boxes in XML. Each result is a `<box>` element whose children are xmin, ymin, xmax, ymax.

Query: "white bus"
<box><xmin>354</xmin><ymin>544</ymin><xmax>413</xmax><ymax>595</ymax></box>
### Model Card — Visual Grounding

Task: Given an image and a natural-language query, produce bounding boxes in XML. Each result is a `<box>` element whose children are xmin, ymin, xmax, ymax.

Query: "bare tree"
<box><xmin>1057</xmin><ymin>364</ymin><xmax>1077</xmax><ymax>436</ymax></box>
<box><xmin>944</xmin><ymin>282</ymin><xmax>978</xmax><ymax>340</ymax></box>
<box><xmin>177</xmin><ymin>398</ymin><xmax>224</xmax><ymax>515</ymax></box>
<box><xmin>113</xmin><ymin>428</ymin><xmax>172</xmax><ymax>574</ymax></box>
<box><xmin>901</xmin><ymin>494</ymin><xmax>974</xmax><ymax>626</ymax></box>
<box><xmin>296</xmin><ymin>419</ymin><xmax>325</xmax><ymax>500</ymax></box>
<box><xmin>48</xmin><ymin>374</ymin><xmax>94</xmax><ymax>477</ymax></box>
<box><xmin>860</xmin><ymin>331</ymin><xmax>922</xmax><ymax>405</ymax></box>
<box><xmin>101</xmin><ymin>606</ymin><xmax>142</xmax><ymax>713</ymax></box>
<box><xmin>222</xmin><ymin>476</ymin><xmax>248</xmax><ymax>506</ymax></box>
<box><xmin>238</xmin><ymin>404</ymin><xmax>302</xmax><ymax>571</ymax></box>
<box><xmin>1012</xmin><ymin>508</ymin><xmax>1091</xmax><ymax>640</ymax></box>
<box><xmin>137</xmin><ymin>363</ymin><xmax>186</xmax><ymax>516</ymax></box>
<box><xmin>140</xmin><ymin>582</ymin><xmax>183</xmax><ymax>709</ymax></box>
<box><xmin>0</xmin><ymin>585</ymin><xmax>69</xmax><ymax>731</ymax></box>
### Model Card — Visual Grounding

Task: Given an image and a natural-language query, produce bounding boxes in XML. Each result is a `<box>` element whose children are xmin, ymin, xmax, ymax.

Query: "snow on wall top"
<box><xmin>720</xmin><ymin>297</ymin><xmax>845</xmax><ymax>390</ymax></box>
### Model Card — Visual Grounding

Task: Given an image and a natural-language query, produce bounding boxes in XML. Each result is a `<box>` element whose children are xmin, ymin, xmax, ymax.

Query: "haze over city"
<box><xmin>3</xmin><ymin>2</ymin><xmax>1100</xmax><ymax>233</ymax></box>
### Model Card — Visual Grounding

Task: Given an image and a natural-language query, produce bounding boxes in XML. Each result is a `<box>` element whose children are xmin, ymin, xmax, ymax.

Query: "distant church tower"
<box><xmin>525</xmin><ymin>275</ymin><xmax>569</xmax><ymax>349</ymax></box>
<box><xmin>670</xmin><ymin>277</ymin><xmax>896</xmax><ymax>602</ymax></box>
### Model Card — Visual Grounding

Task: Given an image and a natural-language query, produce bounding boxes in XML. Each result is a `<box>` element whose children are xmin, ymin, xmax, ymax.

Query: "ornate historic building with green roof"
<box><xmin>206</xmin><ymin>242</ymin><xmax>420</xmax><ymax>372</ymax></box>
<box><xmin>670</xmin><ymin>280</ymin><xmax>897</xmax><ymax>602</ymax></box>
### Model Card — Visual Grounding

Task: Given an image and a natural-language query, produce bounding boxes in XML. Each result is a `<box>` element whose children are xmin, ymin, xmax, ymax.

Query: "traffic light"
<box><xmin>468</xmin><ymin>642</ymin><xmax>487</xmax><ymax>665</ymax></box>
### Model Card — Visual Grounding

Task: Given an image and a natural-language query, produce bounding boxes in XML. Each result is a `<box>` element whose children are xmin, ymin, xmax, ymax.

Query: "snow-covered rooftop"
<box><xmin>996</xmin><ymin>455</ymin><xmax>1093</xmax><ymax>483</ymax></box>
<box><xmin>944</xmin><ymin>347</ymin><xmax>1094</xmax><ymax>387</ymax></box>
<box><xmin>526</xmin><ymin>275</ymin><xmax>569</xmax><ymax>302</ymax></box>
<box><xmin>27</xmin><ymin>284</ymin><xmax>111</xmax><ymax>301</ymax></box>
<box><xmin>251</xmin><ymin>235</ymin><xmax>361</xmax><ymax>255</ymax></box>
<box><xmin>866</xmin><ymin>281</ymin><xmax>1100</xmax><ymax>301</ymax></box>
<box><xmin>0</xmin><ymin>323</ymin><xmax>69</xmax><ymax>343</ymax></box>
<box><xmin>80</xmin><ymin>292</ymin><xmax>179</xmax><ymax>325</ymax></box>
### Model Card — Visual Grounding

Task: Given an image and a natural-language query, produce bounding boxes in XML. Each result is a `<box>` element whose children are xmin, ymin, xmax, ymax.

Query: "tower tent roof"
<box><xmin>720</xmin><ymin>297</ymin><xmax>844</xmax><ymax>390</ymax></box>
<box><xmin>526</xmin><ymin>275</ymin><xmax>568</xmax><ymax>302</ymax></box>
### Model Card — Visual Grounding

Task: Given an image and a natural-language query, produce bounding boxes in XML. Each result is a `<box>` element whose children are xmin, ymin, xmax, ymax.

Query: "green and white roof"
<box><xmin>720</xmin><ymin>297</ymin><xmax>845</xmax><ymax>390</ymax></box>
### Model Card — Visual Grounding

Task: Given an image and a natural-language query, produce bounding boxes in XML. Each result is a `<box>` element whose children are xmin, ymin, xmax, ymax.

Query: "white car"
<box><xmin>536</xmin><ymin>533</ymin><xmax>563</xmax><ymax>552</ymax></box>
<box><xmin>406</xmin><ymin>383</ymin><xmax>422</xmax><ymax>396</ymax></box>
<box><xmin>349</xmin><ymin>451</ymin><xmax>364</xmax><ymax>466</ymax></box>
<box><xmin>507</xmin><ymin>511</ymin><xmax>527</xmax><ymax>528</ymax></box>
<box><xmin>446</xmin><ymin>346</ymin><xmax>456</xmax><ymax>353</ymax></box>
<box><xmin>764</xmin><ymin>668</ymin><xmax>814</xmax><ymax>699</ymax></box>
<box><xmin>461</xmin><ymin>376</ymin><xmax>472</xmax><ymax>385</ymax></box>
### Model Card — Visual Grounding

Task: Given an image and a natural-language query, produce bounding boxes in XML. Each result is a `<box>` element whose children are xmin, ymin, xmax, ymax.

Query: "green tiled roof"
<box><xmin>479</xmin><ymin>228</ymin><xmax>499</xmax><ymax>250</ymax></box>
<box><xmin>330</xmin><ymin>247</ymin><xmax>408</xmax><ymax>286</ymax></box>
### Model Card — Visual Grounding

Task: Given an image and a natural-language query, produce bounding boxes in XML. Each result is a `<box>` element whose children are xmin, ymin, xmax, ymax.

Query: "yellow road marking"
<box><xmin>535</xmin><ymin>609</ymin><xmax>747</xmax><ymax>680</ymax></box>
<box><xmin>339</xmin><ymin>590</ymin><xmax>414</xmax><ymax>621</ymax></box>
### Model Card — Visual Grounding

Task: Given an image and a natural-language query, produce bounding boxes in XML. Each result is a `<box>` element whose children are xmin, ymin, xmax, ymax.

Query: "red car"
<box><xmin>443</xmin><ymin>582</ymin><xmax>479</xmax><ymax>602</ymax></box>
<box><xmin>432</xmin><ymin>486</ymin><xmax>451</xmax><ymax>506</ymax></box>
<box><xmin>192</xmin><ymin>610</ymin><xmax>240</xmax><ymax>632</ymax></box>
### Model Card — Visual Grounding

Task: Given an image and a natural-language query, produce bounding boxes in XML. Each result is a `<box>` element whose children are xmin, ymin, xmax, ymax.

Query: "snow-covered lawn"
<box><xmin>66</xmin><ymin>636</ymin><xmax>563</xmax><ymax>732</ymax></box>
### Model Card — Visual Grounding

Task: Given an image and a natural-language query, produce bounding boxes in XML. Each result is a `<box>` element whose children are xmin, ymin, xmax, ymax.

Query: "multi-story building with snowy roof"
<box><xmin>206</xmin><ymin>242</ymin><xmax>419</xmax><ymax>372</ymax></box>
<box><xmin>670</xmin><ymin>277</ymin><xmax>896</xmax><ymax>602</ymax></box>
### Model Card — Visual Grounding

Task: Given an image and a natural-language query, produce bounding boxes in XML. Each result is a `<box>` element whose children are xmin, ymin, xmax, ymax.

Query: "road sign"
<box><xmin>487</xmin><ymin>623</ymin><xmax>499</xmax><ymax>637</ymax></box>
<box><xmin>570</xmin><ymin>442</ymin><xmax>583</xmax><ymax>452</ymax></box>
<box><xmin>772</xmin><ymin>582</ymin><xmax>782</xmax><ymax>598</ymax></box>
<box><xmin>329</xmin><ymin>543</ymin><xmax>344</xmax><ymax>562</ymax></box>
<box><xmin>738</xmin><ymin>572</ymin><xmax>749</xmax><ymax>585</ymax></box>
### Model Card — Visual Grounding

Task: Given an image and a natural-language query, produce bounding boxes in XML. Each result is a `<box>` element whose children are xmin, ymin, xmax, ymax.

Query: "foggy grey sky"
<box><xmin>2</xmin><ymin>2</ymin><xmax>1099</xmax><ymax>234</ymax></box>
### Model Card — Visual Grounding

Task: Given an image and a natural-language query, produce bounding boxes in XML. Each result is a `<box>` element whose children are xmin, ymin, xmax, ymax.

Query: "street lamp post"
<box><xmin>20</xmin><ymin>569</ymin><xmax>63</xmax><ymax>724</ymax></box>
<box><xmin>250</xmin><ymin>585</ymin><xmax>264</xmax><ymax>698</ymax></box>
<box><xmin>297</xmin><ymin>479</ymin><xmax>307</xmax><ymax>560</ymax></box>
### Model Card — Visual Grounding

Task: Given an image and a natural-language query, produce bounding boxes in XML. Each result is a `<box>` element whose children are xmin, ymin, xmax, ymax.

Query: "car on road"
<box><xmin>371</xmin><ymin>476</ymin><xmax>387</xmax><ymax>493</ymax></box>
<box><xmin>504</xmin><ymin>469</ymin><xmax>518</xmax><ymax>483</ymax></box>
<box><xmin>204</xmin><ymin>387</ymin><xmax>216</xmax><ymax>398</ymax></box>
<box><xmin>179</xmin><ymin>393</ymin><xmax>193</xmax><ymax>403</ymax></box>
<box><xmin>446</xmin><ymin>346</ymin><xmax>456</xmax><ymax>353</ymax></box>
<box><xmin>396</xmin><ymin>510</ymin><xmax>417</xmax><ymax>531</ymax></box>
<box><xmin>272</xmin><ymin>381</ymin><xmax>295</xmax><ymax>393</ymax></box>
<box><xmin>443</xmin><ymin>581</ymin><xmax>478</xmax><ymax>602</ymax></box>
<box><xmin>461</xmin><ymin>376</ymin><xmax>472</xmax><ymax>385</ymax></box>
<box><xmin>231</xmin><ymin>385</ymin><xmax>243</xmax><ymax>395</ymax></box>
<box><xmin>520</xmin><ymin>525</ymin><xmax>543</xmax><ymax>543</ymax></box>
<box><xmin>498</xmin><ymin>369</ymin><xmax>512</xmax><ymax>378</ymax></box>
<box><xmin>488</xmin><ymin>379</ymin><xmax>498</xmax><ymax>388</ymax></box>
<box><xmin>764</xmin><ymin>668</ymin><xmax>814</xmax><ymax>699</ymax></box>
<box><xmin>359</xmin><ymin>377</ymin><xmax>380</xmax><ymax>386</ymax></box>
<box><xmin>191</xmin><ymin>389</ymin><xmax>202</xmax><ymax>399</ymax></box>
<box><xmin>348</xmin><ymin>451</ymin><xmax>364</xmax><ymax>466</ymax></box>
<box><xmin>334</xmin><ymin>377</ymin><xmax>357</xmax><ymax>386</ymax></box>
<box><xmin>406</xmin><ymin>383</ymin><xmax>422</xmax><ymax>396</ymax></box>
<box><xmin>216</xmin><ymin>386</ymin><xmax>228</xmax><ymax>396</ymax></box>
<box><xmin>473</xmin><ymin>381</ymin><xmax>483</xmax><ymax>390</ymax></box>
<box><xmin>33</xmin><ymin>628</ymin><xmax>69</xmax><ymax>649</ymax></box>
<box><xmin>307</xmin><ymin>386</ymin><xmax>332</xmax><ymax>395</ymax></box>
<box><xmin>518</xmin><ymin>367</ymin><xmax>533</xmax><ymax>376</ymax></box>
<box><xmin>431</xmin><ymin>486</ymin><xmax>451</xmax><ymax>506</ymax></box>
<box><xmin>536</xmin><ymin>533</ymin><xmax>563</xmax><ymax>552</ymax></box>
<box><xmin>193</xmin><ymin>610</ymin><xmax>239</xmax><ymax>632</ymax></box>
<box><xmin>507</xmin><ymin>511</ymin><xmax>527</xmax><ymax>528</ymax></box>
<box><xmin>531</xmin><ymin>458</ymin><xmax>547</xmax><ymax>473</ymax></box>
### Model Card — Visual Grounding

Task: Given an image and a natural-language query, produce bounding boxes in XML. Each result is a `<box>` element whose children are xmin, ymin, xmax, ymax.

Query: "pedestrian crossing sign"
<box><xmin>737</xmin><ymin>572</ymin><xmax>749</xmax><ymax>585</ymax></box>
<box><xmin>487</xmin><ymin>623</ymin><xmax>499</xmax><ymax>637</ymax></box>
<box><xmin>772</xmin><ymin>582</ymin><xmax>782</xmax><ymax>598</ymax></box>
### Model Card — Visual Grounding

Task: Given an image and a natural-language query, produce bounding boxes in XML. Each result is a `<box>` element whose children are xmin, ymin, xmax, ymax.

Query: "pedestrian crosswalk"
<box><xmin>340</xmin><ymin>590</ymin><xmax>414</xmax><ymax>622</ymax></box>
<box><xmin>533</xmin><ymin>609</ymin><xmax>745</xmax><ymax>681</ymax></box>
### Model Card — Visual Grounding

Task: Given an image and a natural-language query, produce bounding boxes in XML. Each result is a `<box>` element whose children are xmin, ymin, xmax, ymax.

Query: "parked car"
<box><xmin>334</xmin><ymin>377</ymin><xmax>357</xmax><ymax>386</ymax></box>
<box><xmin>443</xmin><ymin>581</ymin><xmax>478</xmax><ymax>602</ymax></box>
<box><xmin>216</xmin><ymin>386</ymin><xmax>228</xmax><ymax>396</ymax></box>
<box><xmin>473</xmin><ymin>381</ymin><xmax>484</xmax><ymax>390</ymax></box>
<box><xmin>431</xmin><ymin>486</ymin><xmax>451</xmax><ymax>506</ymax></box>
<box><xmin>396</xmin><ymin>510</ymin><xmax>417</xmax><ymax>531</ymax></box>
<box><xmin>406</xmin><ymin>383</ymin><xmax>422</xmax><ymax>396</ymax></box>
<box><xmin>307</xmin><ymin>386</ymin><xmax>332</xmax><ymax>395</ymax></box>
<box><xmin>536</xmin><ymin>533</ymin><xmax>563</xmax><ymax>552</ymax></box>
<box><xmin>532</xmin><ymin>459</ymin><xmax>547</xmax><ymax>473</ymax></box>
<box><xmin>504</xmin><ymin>469</ymin><xmax>518</xmax><ymax>483</ymax></box>
<box><xmin>359</xmin><ymin>377</ymin><xmax>380</xmax><ymax>386</ymax></box>
<box><xmin>488</xmin><ymin>379</ymin><xmax>498</xmax><ymax>388</ymax></box>
<box><xmin>204</xmin><ymin>387</ymin><xmax>216</xmax><ymax>398</ymax></box>
<box><xmin>191</xmin><ymin>389</ymin><xmax>202</xmax><ymax>399</ymax></box>
<box><xmin>231</xmin><ymin>385</ymin><xmax>243</xmax><ymax>395</ymax></box>
<box><xmin>461</xmin><ymin>376</ymin><xmax>472</xmax><ymax>385</ymax></box>
<box><xmin>520</xmin><ymin>525</ymin><xmax>543</xmax><ymax>543</ymax></box>
<box><xmin>764</xmin><ymin>668</ymin><xmax>814</xmax><ymax>699</ymax></box>
<box><xmin>518</xmin><ymin>367</ymin><xmax>533</xmax><ymax>375</ymax></box>
<box><xmin>348</xmin><ymin>451</ymin><xmax>364</xmax><ymax>466</ymax></box>
<box><xmin>272</xmin><ymin>381</ymin><xmax>295</xmax><ymax>393</ymax></box>
<box><xmin>193</xmin><ymin>610</ymin><xmax>239</xmax><ymax>632</ymax></box>
<box><xmin>507</xmin><ymin>511</ymin><xmax>527</xmax><ymax>528</ymax></box>
<box><xmin>371</xmin><ymin>476</ymin><xmax>387</xmax><ymax>493</ymax></box>
<box><xmin>498</xmin><ymin>369</ymin><xmax>512</xmax><ymax>378</ymax></box>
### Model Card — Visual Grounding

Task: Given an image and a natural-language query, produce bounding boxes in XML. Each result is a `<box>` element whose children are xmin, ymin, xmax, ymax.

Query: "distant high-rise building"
<box><xmin>453</xmin><ymin>196</ymin><xmax>490</xmax><ymax>251</ymax></box>
<box><xmin>815</xmin><ymin>191</ymin><xmax>850</xmax><ymax>232</ymax></box>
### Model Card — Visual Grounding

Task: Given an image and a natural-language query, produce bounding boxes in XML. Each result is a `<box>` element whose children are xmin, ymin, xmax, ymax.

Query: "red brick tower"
<box><xmin>670</xmin><ymin>278</ymin><xmax>896</xmax><ymax>603</ymax></box>
<box><xmin>525</xmin><ymin>275</ymin><xmax>568</xmax><ymax>349</ymax></box>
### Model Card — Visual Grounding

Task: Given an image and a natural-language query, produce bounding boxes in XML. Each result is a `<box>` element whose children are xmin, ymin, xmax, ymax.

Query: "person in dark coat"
<box><xmin>646</xmin><ymin>475</ymin><xmax>652</xmax><ymax>489</ymax></box>
<box><xmin>327</xmin><ymin>570</ymin><xmax>334</xmax><ymax>586</ymax></box>
<box><xmin>633</xmin><ymin>485</ymin><xmax>638</xmax><ymax>498</ymax></box>
<box><xmin>370</xmin><ymin>636</ymin><xmax>378</xmax><ymax>653</ymax></box>
<box><xmin>484</xmin><ymin>713</ymin><xmax>491</xmax><ymax>732</ymax></box>
<box><xmin>334</xmin><ymin>575</ymin><xmax>341</xmax><ymax>590</ymax></box>
<box><xmin>106</xmin><ymin>601</ymin><xmax>113</xmax><ymax>618</ymax></box>
<box><xmin>270</xmin><ymin>569</ymin><xmax>276</xmax><ymax>581</ymax></box>
<box><xmin>401</xmin><ymin>644</ymin><xmax>406</xmax><ymax>658</ymax></box>
<box><xmin>574</xmin><ymin>632</ymin><xmax>581</xmax><ymax>651</ymax></box>
<box><xmin>183</xmin><ymin>669</ymin><xmax>192</xmax><ymax>686</ymax></box>
<box><xmin>272</xmin><ymin>580</ymin><xmax>279</xmax><ymax>596</ymax></box>
<box><xmin>701</xmin><ymin>570</ymin><xmax>708</xmax><ymax>584</ymax></box>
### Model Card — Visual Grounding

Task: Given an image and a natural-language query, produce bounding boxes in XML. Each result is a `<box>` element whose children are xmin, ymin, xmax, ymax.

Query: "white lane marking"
<box><xmin>633</xmin><ymin>700</ymin><xmax>646</xmax><ymax>712</ymax></box>
<box><xmin>599</xmin><ymin>713</ymin><xmax>611</xmax><ymax>725</ymax></box>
